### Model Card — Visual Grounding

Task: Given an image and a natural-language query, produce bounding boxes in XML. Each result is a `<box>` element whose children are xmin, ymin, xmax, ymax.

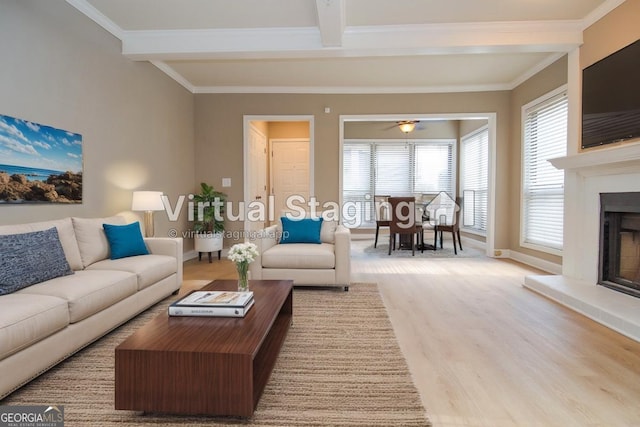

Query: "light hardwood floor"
<box><xmin>183</xmin><ymin>236</ymin><xmax>640</xmax><ymax>427</ymax></box>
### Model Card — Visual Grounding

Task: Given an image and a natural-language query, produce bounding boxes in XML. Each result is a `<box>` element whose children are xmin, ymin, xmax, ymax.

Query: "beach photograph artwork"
<box><xmin>0</xmin><ymin>114</ymin><xmax>82</xmax><ymax>203</ymax></box>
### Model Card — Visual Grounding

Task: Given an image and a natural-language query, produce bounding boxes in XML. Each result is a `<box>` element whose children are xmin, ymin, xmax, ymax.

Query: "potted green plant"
<box><xmin>192</xmin><ymin>182</ymin><xmax>227</xmax><ymax>261</ymax></box>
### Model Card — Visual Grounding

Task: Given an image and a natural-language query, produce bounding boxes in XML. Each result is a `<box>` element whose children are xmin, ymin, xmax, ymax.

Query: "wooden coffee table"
<box><xmin>114</xmin><ymin>279</ymin><xmax>293</xmax><ymax>417</ymax></box>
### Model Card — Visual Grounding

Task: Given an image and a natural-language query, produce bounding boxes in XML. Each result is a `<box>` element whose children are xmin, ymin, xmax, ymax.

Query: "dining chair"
<box><xmin>435</xmin><ymin>198</ymin><xmax>463</xmax><ymax>254</ymax></box>
<box><xmin>373</xmin><ymin>195</ymin><xmax>391</xmax><ymax>248</ymax></box>
<box><xmin>388</xmin><ymin>196</ymin><xmax>422</xmax><ymax>256</ymax></box>
<box><xmin>419</xmin><ymin>193</ymin><xmax>438</xmax><ymax>251</ymax></box>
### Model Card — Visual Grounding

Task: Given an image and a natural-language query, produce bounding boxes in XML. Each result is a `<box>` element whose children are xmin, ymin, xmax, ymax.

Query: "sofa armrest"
<box><xmin>248</xmin><ymin>225</ymin><xmax>280</xmax><ymax>280</ymax></box>
<box><xmin>144</xmin><ymin>237</ymin><xmax>183</xmax><ymax>287</ymax></box>
<box><xmin>258</xmin><ymin>224</ymin><xmax>280</xmax><ymax>252</ymax></box>
<box><xmin>334</xmin><ymin>225</ymin><xmax>351</xmax><ymax>286</ymax></box>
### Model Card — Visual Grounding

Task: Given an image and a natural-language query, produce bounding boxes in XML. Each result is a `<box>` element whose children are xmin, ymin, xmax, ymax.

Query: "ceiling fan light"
<box><xmin>398</xmin><ymin>121</ymin><xmax>416</xmax><ymax>133</ymax></box>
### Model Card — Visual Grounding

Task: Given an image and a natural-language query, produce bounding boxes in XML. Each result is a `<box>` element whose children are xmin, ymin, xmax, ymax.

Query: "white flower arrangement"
<box><xmin>227</xmin><ymin>242</ymin><xmax>259</xmax><ymax>265</ymax></box>
<box><xmin>228</xmin><ymin>242</ymin><xmax>259</xmax><ymax>291</ymax></box>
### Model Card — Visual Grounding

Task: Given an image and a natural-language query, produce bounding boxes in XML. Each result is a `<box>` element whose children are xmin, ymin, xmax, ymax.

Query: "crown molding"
<box><xmin>149</xmin><ymin>61</ymin><xmax>195</xmax><ymax>93</ymax></box>
<box><xmin>192</xmin><ymin>83</ymin><xmax>511</xmax><ymax>94</ymax></box>
<box><xmin>582</xmin><ymin>0</ymin><xmax>626</xmax><ymax>29</ymax></box>
<box><xmin>65</xmin><ymin>0</ymin><xmax>123</xmax><ymax>40</ymax></box>
<box><xmin>509</xmin><ymin>52</ymin><xmax>567</xmax><ymax>89</ymax></box>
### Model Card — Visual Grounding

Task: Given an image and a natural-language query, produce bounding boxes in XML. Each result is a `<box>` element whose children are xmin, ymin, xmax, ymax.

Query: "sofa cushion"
<box><xmin>0</xmin><ymin>228</ymin><xmax>74</xmax><ymax>296</ymax></box>
<box><xmin>0</xmin><ymin>218</ymin><xmax>83</xmax><ymax>271</ymax></box>
<box><xmin>103</xmin><ymin>222</ymin><xmax>149</xmax><ymax>259</ymax></box>
<box><xmin>87</xmin><ymin>255</ymin><xmax>177</xmax><ymax>291</ymax></box>
<box><xmin>280</xmin><ymin>217</ymin><xmax>323</xmax><ymax>244</ymax></box>
<box><xmin>262</xmin><ymin>243</ymin><xmax>335</xmax><ymax>269</ymax></box>
<box><xmin>16</xmin><ymin>270</ymin><xmax>137</xmax><ymax>323</ymax></box>
<box><xmin>0</xmin><ymin>293</ymin><xmax>69</xmax><ymax>361</ymax></box>
<box><xmin>72</xmin><ymin>216</ymin><xmax>126</xmax><ymax>268</ymax></box>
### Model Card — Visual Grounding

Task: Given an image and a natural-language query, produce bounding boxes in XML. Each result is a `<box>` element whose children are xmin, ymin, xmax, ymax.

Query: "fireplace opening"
<box><xmin>599</xmin><ymin>192</ymin><xmax>640</xmax><ymax>298</ymax></box>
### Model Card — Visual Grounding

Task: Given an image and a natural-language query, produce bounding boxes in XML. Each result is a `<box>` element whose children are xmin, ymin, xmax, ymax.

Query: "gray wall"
<box><xmin>0</xmin><ymin>1</ymin><xmax>195</xmax><ymax>241</ymax></box>
<box><xmin>195</xmin><ymin>91</ymin><xmax>512</xmax><ymax>248</ymax></box>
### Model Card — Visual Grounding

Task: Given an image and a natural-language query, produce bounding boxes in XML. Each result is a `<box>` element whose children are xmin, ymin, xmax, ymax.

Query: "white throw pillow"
<box><xmin>320</xmin><ymin>220</ymin><xmax>337</xmax><ymax>244</ymax></box>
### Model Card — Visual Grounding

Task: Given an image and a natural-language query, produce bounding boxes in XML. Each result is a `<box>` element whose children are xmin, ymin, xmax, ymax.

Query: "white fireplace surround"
<box><xmin>524</xmin><ymin>141</ymin><xmax>640</xmax><ymax>342</ymax></box>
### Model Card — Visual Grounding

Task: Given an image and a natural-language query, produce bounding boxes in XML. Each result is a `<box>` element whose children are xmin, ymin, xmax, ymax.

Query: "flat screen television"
<box><xmin>581</xmin><ymin>39</ymin><xmax>640</xmax><ymax>149</ymax></box>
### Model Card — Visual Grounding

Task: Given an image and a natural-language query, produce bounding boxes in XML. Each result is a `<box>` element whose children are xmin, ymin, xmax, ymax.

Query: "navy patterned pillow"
<box><xmin>0</xmin><ymin>227</ymin><xmax>74</xmax><ymax>295</ymax></box>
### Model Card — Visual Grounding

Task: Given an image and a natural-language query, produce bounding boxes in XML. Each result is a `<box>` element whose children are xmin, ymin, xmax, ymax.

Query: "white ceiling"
<box><xmin>66</xmin><ymin>0</ymin><xmax>623</xmax><ymax>94</ymax></box>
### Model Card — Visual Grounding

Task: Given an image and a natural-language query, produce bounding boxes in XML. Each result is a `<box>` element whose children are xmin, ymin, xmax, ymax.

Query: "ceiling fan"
<box><xmin>382</xmin><ymin>120</ymin><xmax>424</xmax><ymax>133</ymax></box>
<box><xmin>397</xmin><ymin>120</ymin><xmax>420</xmax><ymax>133</ymax></box>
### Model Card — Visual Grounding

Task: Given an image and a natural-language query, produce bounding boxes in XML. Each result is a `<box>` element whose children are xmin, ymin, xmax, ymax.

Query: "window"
<box><xmin>343</xmin><ymin>140</ymin><xmax>455</xmax><ymax>227</ymax></box>
<box><xmin>460</xmin><ymin>126</ymin><xmax>488</xmax><ymax>234</ymax></box>
<box><xmin>374</xmin><ymin>144</ymin><xmax>411</xmax><ymax>195</ymax></box>
<box><xmin>343</xmin><ymin>143</ymin><xmax>372</xmax><ymax>225</ymax></box>
<box><xmin>521</xmin><ymin>87</ymin><xmax>568</xmax><ymax>253</ymax></box>
<box><xmin>414</xmin><ymin>143</ymin><xmax>455</xmax><ymax>195</ymax></box>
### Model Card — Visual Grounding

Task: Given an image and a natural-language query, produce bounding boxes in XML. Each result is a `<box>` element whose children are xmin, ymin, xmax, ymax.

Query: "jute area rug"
<box><xmin>4</xmin><ymin>283</ymin><xmax>430</xmax><ymax>426</ymax></box>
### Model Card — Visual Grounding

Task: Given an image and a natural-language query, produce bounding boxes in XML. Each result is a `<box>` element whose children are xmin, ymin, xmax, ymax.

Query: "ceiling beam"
<box><xmin>315</xmin><ymin>0</ymin><xmax>345</xmax><ymax>47</ymax></box>
<box><xmin>120</xmin><ymin>21</ymin><xmax>583</xmax><ymax>61</ymax></box>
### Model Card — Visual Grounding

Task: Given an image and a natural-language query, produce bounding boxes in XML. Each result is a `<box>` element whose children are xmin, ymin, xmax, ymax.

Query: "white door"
<box><xmin>271</xmin><ymin>139</ymin><xmax>310</xmax><ymax>217</ymax></box>
<box><xmin>247</xmin><ymin>124</ymin><xmax>268</xmax><ymax>233</ymax></box>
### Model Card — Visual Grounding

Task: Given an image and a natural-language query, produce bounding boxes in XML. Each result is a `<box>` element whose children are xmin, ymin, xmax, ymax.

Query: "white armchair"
<box><xmin>249</xmin><ymin>218</ymin><xmax>351</xmax><ymax>291</ymax></box>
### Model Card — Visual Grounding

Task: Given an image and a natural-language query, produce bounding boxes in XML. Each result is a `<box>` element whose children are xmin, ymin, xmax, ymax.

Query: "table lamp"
<box><xmin>131</xmin><ymin>191</ymin><xmax>164</xmax><ymax>237</ymax></box>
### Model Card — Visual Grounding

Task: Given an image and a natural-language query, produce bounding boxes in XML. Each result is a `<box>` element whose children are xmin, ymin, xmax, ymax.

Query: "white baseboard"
<box><xmin>184</xmin><ymin>250</ymin><xmax>198</xmax><ymax>261</ymax></box>
<box><xmin>184</xmin><ymin>248</ymin><xmax>229</xmax><ymax>262</ymax></box>
<box><xmin>509</xmin><ymin>250</ymin><xmax>562</xmax><ymax>274</ymax></box>
<box><xmin>460</xmin><ymin>236</ymin><xmax>486</xmax><ymax>251</ymax></box>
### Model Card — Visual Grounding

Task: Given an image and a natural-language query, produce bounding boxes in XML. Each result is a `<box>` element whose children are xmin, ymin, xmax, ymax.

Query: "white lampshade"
<box><xmin>398</xmin><ymin>121</ymin><xmax>416</xmax><ymax>134</ymax></box>
<box><xmin>131</xmin><ymin>191</ymin><xmax>164</xmax><ymax>211</ymax></box>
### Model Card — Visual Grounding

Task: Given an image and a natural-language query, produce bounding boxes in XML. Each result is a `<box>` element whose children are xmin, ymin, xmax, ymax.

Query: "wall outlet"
<box><xmin>222</xmin><ymin>178</ymin><xmax>231</xmax><ymax>187</ymax></box>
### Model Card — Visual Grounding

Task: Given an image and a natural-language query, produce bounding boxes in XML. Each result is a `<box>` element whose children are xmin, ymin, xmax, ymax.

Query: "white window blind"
<box><xmin>414</xmin><ymin>143</ymin><xmax>454</xmax><ymax>195</ymax></box>
<box><xmin>342</xmin><ymin>140</ymin><xmax>455</xmax><ymax>227</ymax></box>
<box><xmin>460</xmin><ymin>127</ymin><xmax>488</xmax><ymax>234</ymax></box>
<box><xmin>343</xmin><ymin>143</ymin><xmax>373</xmax><ymax>224</ymax></box>
<box><xmin>522</xmin><ymin>90</ymin><xmax>567</xmax><ymax>252</ymax></box>
<box><xmin>375</xmin><ymin>144</ymin><xmax>411</xmax><ymax>195</ymax></box>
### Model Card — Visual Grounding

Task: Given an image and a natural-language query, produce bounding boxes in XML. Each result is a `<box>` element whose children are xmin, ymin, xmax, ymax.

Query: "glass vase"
<box><xmin>236</xmin><ymin>262</ymin><xmax>249</xmax><ymax>292</ymax></box>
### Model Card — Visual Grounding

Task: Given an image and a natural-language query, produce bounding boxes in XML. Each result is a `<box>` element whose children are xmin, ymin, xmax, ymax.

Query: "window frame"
<box><xmin>519</xmin><ymin>85</ymin><xmax>568</xmax><ymax>256</ymax></box>
<box><xmin>460</xmin><ymin>125</ymin><xmax>489</xmax><ymax>237</ymax></box>
<box><xmin>342</xmin><ymin>138</ymin><xmax>456</xmax><ymax>228</ymax></box>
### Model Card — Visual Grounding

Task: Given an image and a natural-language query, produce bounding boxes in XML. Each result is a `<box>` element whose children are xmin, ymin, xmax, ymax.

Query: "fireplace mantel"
<box><xmin>549</xmin><ymin>141</ymin><xmax>640</xmax><ymax>175</ymax></box>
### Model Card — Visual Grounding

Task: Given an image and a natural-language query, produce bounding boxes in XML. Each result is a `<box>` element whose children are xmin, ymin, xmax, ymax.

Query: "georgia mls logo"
<box><xmin>0</xmin><ymin>405</ymin><xmax>64</xmax><ymax>427</ymax></box>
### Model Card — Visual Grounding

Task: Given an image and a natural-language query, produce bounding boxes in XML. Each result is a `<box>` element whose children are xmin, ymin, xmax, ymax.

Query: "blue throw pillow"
<box><xmin>0</xmin><ymin>227</ymin><xmax>74</xmax><ymax>295</ymax></box>
<box><xmin>280</xmin><ymin>217</ymin><xmax>323</xmax><ymax>244</ymax></box>
<box><xmin>103</xmin><ymin>222</ymin><xmax>149</xmax><ymax>259</ymax></box>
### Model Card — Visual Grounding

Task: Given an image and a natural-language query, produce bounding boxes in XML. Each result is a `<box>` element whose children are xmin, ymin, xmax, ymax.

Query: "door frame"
<box><xmin>246</xmin><ymin>123</ymin><xmax>268</xmax><ymax>233</ymax></box>
<box><xmin>243</xmin><ymin>115</ymin><xmax>314</xmax><ymax>226</ymax></box>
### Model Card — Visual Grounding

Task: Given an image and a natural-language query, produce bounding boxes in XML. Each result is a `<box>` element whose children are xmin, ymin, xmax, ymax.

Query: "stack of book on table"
<box><xmin>168</xmin><ymin>290</ymin><xmax>254</xmax><ymax>317</ymax></box>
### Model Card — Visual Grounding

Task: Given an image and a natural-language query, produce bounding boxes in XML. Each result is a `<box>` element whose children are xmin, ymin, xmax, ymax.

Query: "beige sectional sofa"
<box><xmin>249</xmin><ymin>217</ymin><xmax>351</xmax><ymax>290</ymax></box>
<box><xmin>0</xmin><ymin>216</ymin><xmax>183</xmax><ymax>399</ymax></box>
